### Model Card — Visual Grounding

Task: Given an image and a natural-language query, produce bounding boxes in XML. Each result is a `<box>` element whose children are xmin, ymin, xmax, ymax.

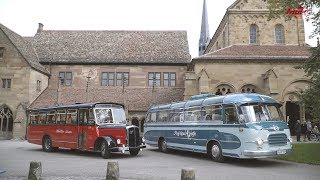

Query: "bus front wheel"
<box><xmin>101</xmin><ymin>140</ymin><xmax>111</xmax><ymax>159</ymax></box>
<box><xmin>209</xmin><ymin>142</ymin><xmax>224</xmax><ymax>162</ymax></box>
<box><xmin>129</xmin><ymin>148</ymin><xmax>140</xmax><ymax>156</ymax></box>
<box><xmin>159</xmin><ymin>138</ymin><xmax>168</xmax><ymax>153</ymax></box>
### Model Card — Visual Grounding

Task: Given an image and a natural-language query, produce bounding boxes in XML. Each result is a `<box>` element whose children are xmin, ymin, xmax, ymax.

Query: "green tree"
<box><xmin>267</xmin><ymin>0</ymin><xmax>320</xmax><ymax>119</ymax></box>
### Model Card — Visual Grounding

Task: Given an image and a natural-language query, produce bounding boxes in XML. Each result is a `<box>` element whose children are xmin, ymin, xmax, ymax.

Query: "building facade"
<box><xmin>185</xmin><ymin>0</ymin><xmax>311</xmax><ymax>134</ymax></box>
<box><xmin>0</xmin><ymin>24</ymin><xmax>50</xmax><ymax>139</ymax></box>
<box><xmin>28</xmin><ymin>25</ymin><xmax>190</xmax><ymax>136</ymax></box>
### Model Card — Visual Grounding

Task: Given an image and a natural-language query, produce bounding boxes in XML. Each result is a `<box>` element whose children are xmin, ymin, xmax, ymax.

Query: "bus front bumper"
<box><xmin>243</xmin><ymin>148</ymin><xmax>292</xmax><ymax>158</ymax></box>
<box><xmin>111</xmin><ymin>144</ymin><xmax>146</xmax><ymax>153</ymax></box>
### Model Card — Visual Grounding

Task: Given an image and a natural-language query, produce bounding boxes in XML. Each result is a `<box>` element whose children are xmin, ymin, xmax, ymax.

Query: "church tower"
<box><xmin>198</xmin><ymin>0</ymin><xmax>210</xmax><ymax>56</ymax></box>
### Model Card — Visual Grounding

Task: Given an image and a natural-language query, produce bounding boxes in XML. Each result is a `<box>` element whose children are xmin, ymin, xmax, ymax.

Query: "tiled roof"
<box><xmin>194</xmin><ymin>45</ymin><xmax>311</xmax><ymax>61</ymax></box>
<box><xmin>0</xmin><ymin>24</ymin><xmax>49</xmax><ymax>75</ymax></box>
<box><xmin>31</xmin><ymin>30</ymin><xmax>191</xmax><ymax>64</ymax></box>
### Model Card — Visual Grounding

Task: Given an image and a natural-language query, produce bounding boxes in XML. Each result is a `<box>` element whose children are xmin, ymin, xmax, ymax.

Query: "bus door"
<box><xmin>78</xmin><ymin>108</ymin><xmax>96</xmax><ymax>150</ymax></box>
<box><xmin>222</xmin><ymin>104</ymin><xmax>242</xmax><ymax>158</ymax></box>
<box><xmin>63</xmin><ymin>109</ymin><xmax>79</xmax><ymax>149</ymax></box>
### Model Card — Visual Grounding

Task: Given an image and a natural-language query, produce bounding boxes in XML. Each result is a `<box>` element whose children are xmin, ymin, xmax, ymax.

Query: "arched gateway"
<box><xmin>0</xmin><ymin>105</ymin><xmax>14</xmax><ymax>140</ymax></box>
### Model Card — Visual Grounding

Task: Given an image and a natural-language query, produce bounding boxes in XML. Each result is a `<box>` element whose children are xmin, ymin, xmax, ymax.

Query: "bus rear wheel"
<box><xmin>209</xmin><ymin>142</ymin><xmax>224</xmax><ymax>162</ymax></box>
<box><xmin>159</xmin><ymin>138</ymin><xmax>168</xmax><ymax>153</ymax></box>
<box><xmin>42</xmin><ymin>136</ymin><xmax>56</xmax><ymax>152</ymax></box>
<box><xmin>129</xmin><ymin>148</ymin><xmax>140</xmax><ymax>156</ymax></box>
<box><xmin>101</xmin><ymin>140</ymin><xmax>111</xmax><ymax>159</ymax></box>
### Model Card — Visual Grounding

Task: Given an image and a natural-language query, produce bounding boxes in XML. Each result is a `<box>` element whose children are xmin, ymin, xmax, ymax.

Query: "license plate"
<box><xmin>277</xmin><ymin>150</ymin><xmax>286</xmax><ymax>155</ymax></box>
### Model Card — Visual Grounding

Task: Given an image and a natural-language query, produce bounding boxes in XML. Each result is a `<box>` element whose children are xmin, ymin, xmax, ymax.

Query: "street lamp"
<box><xmin>122</xmin><ymin>76</ymin><xmax>129</xmax><ymax>120</ymax></box>
<box><xmin>86</xmin><ymin>76</ymin><xmax>91</xmax><ymax>102</ymax></box>
<box><xmin>56</xmin><ymin>76</ymin><xmax>62</xmax><ymax>105</ymax></box>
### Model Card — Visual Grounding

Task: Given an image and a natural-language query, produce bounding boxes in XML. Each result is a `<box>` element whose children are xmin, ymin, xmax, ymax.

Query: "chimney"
<box><xmin>37</xmin><ymin>23</ymin><xmax>43</xmax><ymax>33</ymax></box>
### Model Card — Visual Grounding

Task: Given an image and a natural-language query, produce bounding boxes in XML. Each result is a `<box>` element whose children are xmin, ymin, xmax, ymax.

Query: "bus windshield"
<box><xmin>239</xmin><ymin>104</ymin><xmax>282</xmax><ymax>123</ymax></box>
<box><xmin>94</xmin><ymin>107</ymin><xmax>126</xmax><ymax>125</ymax></box>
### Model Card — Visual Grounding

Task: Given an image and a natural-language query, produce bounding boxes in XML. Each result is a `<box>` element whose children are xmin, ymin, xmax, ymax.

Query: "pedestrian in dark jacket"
<box><xmin>295</xmin><ymin>120</ymin><xmax>301</xmax><ymax>142</ymax></box>
<box><xmin>301</xmin><ymin>120</ymin><xmax>308</xmax><ymax>141</ymax></box>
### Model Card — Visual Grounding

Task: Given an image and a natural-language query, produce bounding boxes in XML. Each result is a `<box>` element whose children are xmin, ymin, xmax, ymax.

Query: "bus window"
<box><xmin>57</xmin><ymin>110</ymin><xmax>66</xmax><ymax>124</ymax></box>
<box><xmin>47</xmin><ymin>111</ymin><xmax>56</xmax><ymax>124</ymax></box>
<box><xmin>266</xmin><ymin>105</ymin><xmax>281</xmax><ymax>121</ymax></box>
<box><xmin>203</xmin><ymin>106</ymin><xmax>213</xmax><ymax>120</ymax></box>
<box><xmin>88</xmin><ymin>108</ymin><xmax>95</xmax><ymax>125</ymax></box>
<box><xmin>203</xmin><ymin>105</ymin><xmax>222</xmax><ymax>121</ymax></box>
<box><xmin>95</xmin><ymin>108</ymin><xmax>113</xmax><ymax>124</ymax></box>
<box><xmin>157</xmin><ymin>111</ymin><xmax>168</xmax><ymax>122</ymax></box>
<box><xmin>224</xmin><ymin>105</ymin><xmax>238</xmax><ymax>124</ymax></box>
<box><xmin>212</xmin><ymin>105</ymin><xmax>222</xmax><ymax>121</ymax></box>
<box><xmin>183</xmin><ymin>107</ymin><xmax>201</xmax><ymax>121</ymax></box>
<box><xmin>29</xmin><ymin>112</ymin><xmax>38</xmax><ymax>124</ymax></box>
<box><xmin>66</xmin><ymin>109</ymin><xmax>77</xmax><ymax>125</ymax></box>
<box><xmin>145</xmin><ymin>113</ymin><xmax>150</xmax><ymax>123</ymax></box>
<box><xmin>150</xmin><ymin>112</ymin><xmax>156</xmax><ymax>122</ymax></box>
<box><xmin>239</xmin><ymin>104</ymin><xmax>282</xmax><ymax>122</ymax></box>
<box><xmin>169</xmin><ymin>110</ymin><xmax>183</xmax><ymax>122</ymax></box>
<box><xmin>79</xmin><ymin>108</ymin><xmax>89</xmax><ymax>125</ymax></box>
<box><xmin>40</xmin><ymin>112</ymin><xmax>46</xmax><ymax>124</ymax></box>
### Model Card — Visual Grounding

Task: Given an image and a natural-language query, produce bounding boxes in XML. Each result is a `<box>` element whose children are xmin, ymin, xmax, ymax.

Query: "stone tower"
<box><xmin>198</xmin><ymin>0</ymin><xmax>210</xmax><ymax>56</ymax></box>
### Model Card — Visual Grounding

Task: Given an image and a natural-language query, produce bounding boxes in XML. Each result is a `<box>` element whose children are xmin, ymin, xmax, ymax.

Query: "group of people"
<box><xmin>295</xmin><ymin>120</ymin><xmax>320</xmax><ymax>142</ymax></box>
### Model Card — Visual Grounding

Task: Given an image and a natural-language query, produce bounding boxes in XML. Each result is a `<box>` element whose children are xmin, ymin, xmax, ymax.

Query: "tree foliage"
<box><xmin>267</xmin><ymin>0</ymin><xmax>320</xmax><ymax>119</ymax></box>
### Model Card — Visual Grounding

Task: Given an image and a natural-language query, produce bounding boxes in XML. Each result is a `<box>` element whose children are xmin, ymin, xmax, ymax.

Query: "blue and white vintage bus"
<box><xmin>144</xmin><ymin>93</ymin><xmax>292</xmax><ymax>162</ymax></box>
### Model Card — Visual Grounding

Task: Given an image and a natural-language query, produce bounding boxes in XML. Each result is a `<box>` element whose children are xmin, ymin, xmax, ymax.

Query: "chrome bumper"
<box><xmin>111</xmin><ymin>144</ymin><xmax>146</xmax><ymax>153</ymax></box>
<box><xmin>243</xmin><ymin>148</ymin><xmax>292</xmax><ymax>158</ymax></box>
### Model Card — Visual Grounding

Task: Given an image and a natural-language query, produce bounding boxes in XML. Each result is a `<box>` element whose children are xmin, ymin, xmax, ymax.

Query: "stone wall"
<box><xmin>31</xmin><ymin>64</ymin><xmax>187</xmax><ymax>112</ymax></box>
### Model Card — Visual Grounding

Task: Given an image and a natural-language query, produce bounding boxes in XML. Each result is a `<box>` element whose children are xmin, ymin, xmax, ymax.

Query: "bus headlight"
<box><xmin>255</xmin><ymin>138</ymin><xmax>264</xmax><ymax>146</ymax></box>
<box><xmin>117</xmin><ymin>139</ymin><xmax>121</xmax><ymax>144</ymax></box>
<box><xmin>142</xmin><ymin>137</ymin><xmax>145</xmax><ymax>143</ymax></box>
<box><xmin>289</xmin><ymin>137</ymin><xmax>293</xmax><ymax>143</ymax></box>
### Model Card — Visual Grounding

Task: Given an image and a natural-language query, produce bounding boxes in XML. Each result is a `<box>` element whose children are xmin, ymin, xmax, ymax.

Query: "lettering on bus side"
<box><xmin>173</xmin><ymin>130</ymin><xmax>197</xmax><ymax>138</ymax></box>
<box><xmin>55</xmin><ymin>129</ymin><xmax>73</xmax><ymax>134</ymax></box>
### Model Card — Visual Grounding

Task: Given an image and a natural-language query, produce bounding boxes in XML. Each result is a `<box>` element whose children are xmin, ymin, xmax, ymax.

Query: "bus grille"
<box><xmin>128</xmin><ymin>127</ymin><xmax>140</xmax><ymax>147</ymax></box>
<box><xmin>268</xmin><ymin>133</ymin><xmax>288</xmax><ymax>146</ymax></box>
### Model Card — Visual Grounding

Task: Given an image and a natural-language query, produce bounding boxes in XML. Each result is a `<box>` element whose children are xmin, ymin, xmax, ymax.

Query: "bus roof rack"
<box><xmin>190</xmin><ymin>94</ymin><xmax>216</xmax><ymax>100</ymax></box>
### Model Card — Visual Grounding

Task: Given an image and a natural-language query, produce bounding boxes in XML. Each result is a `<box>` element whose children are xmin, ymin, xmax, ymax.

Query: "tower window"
<box><xmin>250</xmin><ymin>24</ymin><xmax>258</xmax><ymax>44</ymax></box>
<box><xmin>275</xmin><ymin>24</ymin><xmax>285</xmax><ymax>44</ymax></box>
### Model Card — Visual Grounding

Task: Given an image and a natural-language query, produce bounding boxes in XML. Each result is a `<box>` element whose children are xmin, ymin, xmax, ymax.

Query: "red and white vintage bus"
<box><xmin>27</xmin><ymin>102</ymin><xmax>145</xmax><ymax>158</ymax></box>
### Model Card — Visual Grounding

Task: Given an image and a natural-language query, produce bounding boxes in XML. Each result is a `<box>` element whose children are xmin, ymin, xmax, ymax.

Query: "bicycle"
<box><xmin>310</xmin><ymin>133</ymin><xmax>320</xmax><ymax>141</ymax></box>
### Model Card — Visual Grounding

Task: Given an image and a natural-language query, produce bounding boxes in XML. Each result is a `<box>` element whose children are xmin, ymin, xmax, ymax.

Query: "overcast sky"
<box><xmin>0</xmin><ymin>0</ymin><xmax>318</xmax><ymax>58</ymax></box>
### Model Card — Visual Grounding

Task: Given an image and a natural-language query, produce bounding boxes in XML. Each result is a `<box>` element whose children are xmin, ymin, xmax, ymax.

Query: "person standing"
<box><xmin>306</xmin><ymin>120</ymin><xmax>312</xmax><ymax>141</ymax></box>
<box><xmin>301</xmin><ymin>120</ymin><xmax>308</xmax><ymax>141</ymax></box>
<box><xmin>295</xmin><ymin>120</ymin><xmax>301</xmax><ymax>142</ymax></box>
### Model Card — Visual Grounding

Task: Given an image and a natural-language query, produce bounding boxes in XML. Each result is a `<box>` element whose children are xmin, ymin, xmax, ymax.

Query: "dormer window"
<box><xmin>249</xmin><ymin>24</ymin><xmax>258</xmax><ymax>44</ymax></box>
<box><xmin>0</xmin><ymin>47</ymin><xmax>4</xmax><ymax>58</ymax></box>
<box><xmin>275</xmin><ymin>24</ymin><xmax>285</xmax><ymax>44</ymax></box>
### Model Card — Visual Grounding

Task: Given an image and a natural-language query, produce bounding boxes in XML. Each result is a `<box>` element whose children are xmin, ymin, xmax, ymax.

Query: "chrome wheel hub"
<box><xmin>211</xmin><ymin>144</ymin><xmax>220</xmax><ymax>158</ymax></box>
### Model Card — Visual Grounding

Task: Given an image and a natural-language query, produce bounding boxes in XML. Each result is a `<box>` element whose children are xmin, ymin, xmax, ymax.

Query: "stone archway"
<box><xmin>131</xmin><ymin>118</ymin><xmax>139</xmax><ymax>127</ymax></box>
<box><xmin>0</xmin><ymin>104</ymin><xmax>14</xmax><ymax>140</ymax></box>
<box><xmin>281</xmin><ymin>79</ymin><xmax>311</xmax><ymax>135</ymax></box>
<box><xmin>283</xmin><ymin>93</ymin><xmax>301</xmax><ymax>135</ymax></box>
